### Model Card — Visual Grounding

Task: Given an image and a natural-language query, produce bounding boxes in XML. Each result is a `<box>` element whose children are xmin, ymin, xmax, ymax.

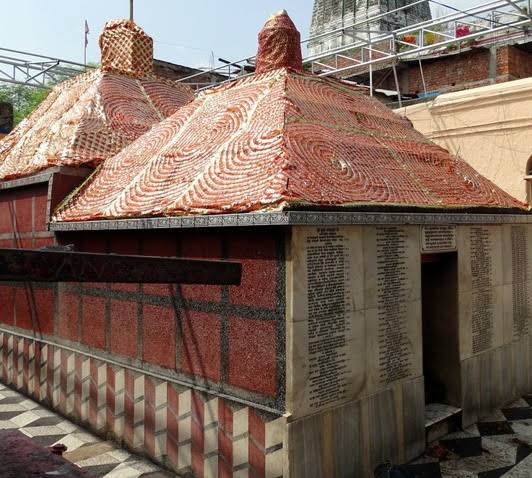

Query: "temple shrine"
<box><xmin>0</xmin><ymin>10</ymin><xmax>531</xmax><ymax>478</ymax></box>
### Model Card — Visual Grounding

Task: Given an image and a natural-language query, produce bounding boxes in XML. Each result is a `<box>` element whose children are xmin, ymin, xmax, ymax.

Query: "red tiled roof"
<box><xmin>0</xmin><ymin>20</ymin><xmax>194</xmax><ymax>181</ymax></box>
<box><xmin>53</xmin><ymin>12</ymin><xmax>524</xmax><ymax>221</ymax></box>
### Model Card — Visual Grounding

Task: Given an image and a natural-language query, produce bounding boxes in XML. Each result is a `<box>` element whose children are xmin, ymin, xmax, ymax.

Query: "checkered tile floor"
<box><xmin>0</xmin><ymin>382</ymin><xmax>174</xmax><ymax>477</ymax></box>
<box><xmin>405</xmin><ymin>396</ymin><xmax>532</xmax><ymax>477</ymax></box>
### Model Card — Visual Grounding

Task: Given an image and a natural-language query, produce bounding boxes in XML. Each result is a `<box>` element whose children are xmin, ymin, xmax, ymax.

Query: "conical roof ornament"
<box><xmin>255</xmin><ymin>10</ymin><xmax>303</xmax><ymax>74</ymax></box>
<box><xmin>99</xmin><ymin>19</ymin><xmax>153</xmax><ymax>77</ymax></box>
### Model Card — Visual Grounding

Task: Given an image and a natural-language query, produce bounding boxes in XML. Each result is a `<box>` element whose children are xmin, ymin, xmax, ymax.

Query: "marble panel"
<box><xmin>402</xmin><ymin>377</ymin><xmax>425</xmax><ymax>461</ymax></box>
<box><xmin>365</xmin><ymin>300</ymin><xmax>422</xmax><ymax>396</ymax></box>
<box><xmin>363</xmin><ymin>225</ymin><xmax>421</xmax><ymax>310</ymax></box>
<box><xmin>288</xmin><ymin>399</ymin><xmax>362</xmax><ymax>478</ymax></box>
<box><xmin>288</xmin><ymin>310</ymin><xmax>366</xmax><ymax>418</ymax></box>
<box><xmin>502</xmin><ymin>224</ymin><xmax>532</xmax><ymax>286</ymax></box>
<box><xmin>456</xmin><ymin>225</ymin><xmax>473</xmax><ymax>293</ymax></box>
<box><xmin>457</xmin><ymin>225</ymin><xmax>503</xmax><ymax>294</ymax></box>
<box><xmin>479</xmin><ymin>348</ymin><xmax>503</xmax><ymax>418</ymax></box>
<box><xmin>501</xmin><ymin>344</ymin><xmax>516</xmax><ymax>406</ymax></box>
<box><xmin>513</xmin><ymin>336</ymin><xmax>530</xmax><ymax>398</ymax></box>
<box><xmin>459</xmin><ymin>285</ymin><xmax>504</xmax><ymax>360</ymax></box>
<box><xmin>290</xmin><ymin>226</ymin><xmax>365</xmax><ymax>324</ymax></box>
<box><xmin>461</xmin><ymin>355</ymin><xmax>480</xmax><ymax>427</ymax></box>
<box><xmin>459</xmin><ymin>291</ymin><xmax>473</xmax><ymax>360</ymax></box>
<box><xmin>503</xmin><ymin>284</ymin><xmax>514</xmax><ymax>346</ymax></box>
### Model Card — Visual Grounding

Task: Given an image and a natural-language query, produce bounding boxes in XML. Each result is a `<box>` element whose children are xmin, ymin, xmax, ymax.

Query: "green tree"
<box><xmin>0</xmin><ymin>85</ymin><xmax>49</xmax><ymax>126</ymax></box>
<box><xmin>0</xmin><ymin>63</ymin><xmax>98</xmax><ymax>126</ymax></box>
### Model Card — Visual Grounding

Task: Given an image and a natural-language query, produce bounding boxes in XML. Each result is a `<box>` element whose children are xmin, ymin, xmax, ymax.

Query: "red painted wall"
<box><xmin>0</xmin><ymin>184</ymin><xmax>286</xmax><ymax>411</ymax></box>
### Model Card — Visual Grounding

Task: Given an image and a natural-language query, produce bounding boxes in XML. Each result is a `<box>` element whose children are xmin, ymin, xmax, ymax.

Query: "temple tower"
<box><xmin>309</xmin><ymin>0</ymin><xmax>432</xmax><ymax>55</ymax></box>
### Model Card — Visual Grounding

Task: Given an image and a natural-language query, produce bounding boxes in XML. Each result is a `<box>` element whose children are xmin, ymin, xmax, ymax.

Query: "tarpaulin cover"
<box><xmin>54</xmin><ymin>11</ymin><xmax>525</xmax><ymax>221</ymax></box>
<box><xmin>0</xmin><ymin>20</ymin><xmax>194</xmax><ymax>181</ymax></box>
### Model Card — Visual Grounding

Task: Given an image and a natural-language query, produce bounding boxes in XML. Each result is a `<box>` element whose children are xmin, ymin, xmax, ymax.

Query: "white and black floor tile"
<box><xmin>407</xmin><ymin>398</ymin><xmax>532</xmax><ymax>478</ymax></box>
<box><xmin>0</xmin><ymin>382</ymin><xmax>174</xmax><ymax>477</ymax></box>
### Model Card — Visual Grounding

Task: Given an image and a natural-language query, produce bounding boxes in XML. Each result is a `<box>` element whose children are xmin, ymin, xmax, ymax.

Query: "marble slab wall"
<box><xmin>286</xmin><ymin>376</ymin><xmax>425</xmax><ymax>478</ymax></box>
<box><xmin>285</xmin><ymin>223</ymin><xmax>532</xmax><ymax>476</ymax></box>
<box><xmin>457</xmin><ymin>224</ymin><xmax>532</xmax><ymax>425</ymax></box>
<box><xmin>286</xmin><ymin>225</ymin><xmax>422</xmax><ymax>420</ymax></box>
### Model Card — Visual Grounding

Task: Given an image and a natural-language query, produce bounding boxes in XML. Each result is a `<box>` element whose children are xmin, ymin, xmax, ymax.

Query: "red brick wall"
<box><xmin>407</xmin><ymin>49</ymin><xmax>490</xmax><ymax>95</ymax></box>
<box><xmin>0</xmin><ymin>187</ymin><xmax>286</xmax><ymax>411</ymax></box>
<box><xmin>378</xmin><ymin>45</ymin><xmax>532</xmax><ymax>95</ymax></box>
<box><xmin>497</xmin><ymin>45</ymin><xmax>532</xmax><ymax>82</ymax></box>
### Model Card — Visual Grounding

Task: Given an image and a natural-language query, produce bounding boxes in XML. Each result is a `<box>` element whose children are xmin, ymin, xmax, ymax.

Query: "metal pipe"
<box><xmin>0</xmin><ymin>46</ymin><xmax>90</xmax><ymax>68</ymax></box>
<box><xmin>418</xmin><ymin>57</ymin><xmax>427</xmax><ymax>95</ymax></box>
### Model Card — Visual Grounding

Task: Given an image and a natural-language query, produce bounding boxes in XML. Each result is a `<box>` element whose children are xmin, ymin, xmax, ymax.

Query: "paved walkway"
<box><xmin>408</xmin><ymin>397</ymin><xmax>532</xmax><ymax>477</ymax></box>
<box><xmin>0</xmin><ymin>382</ymin><xmax>174</xmax><ymax>477</ymax></box>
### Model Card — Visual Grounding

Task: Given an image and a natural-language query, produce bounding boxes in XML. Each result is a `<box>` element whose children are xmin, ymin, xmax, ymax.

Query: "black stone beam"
<box><xmin>0</xmin><ymin>248</ymin><xmax>241</xmax><ymax>285</ymax></box>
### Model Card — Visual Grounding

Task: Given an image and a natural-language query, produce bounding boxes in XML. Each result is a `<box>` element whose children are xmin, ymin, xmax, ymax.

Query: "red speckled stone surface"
<box><xmin>34</xmin><ymin>288</ymin><xmax>55</xmax><ymax>335</ymax></box>
<box><xmin>14</xmin><ymin>288</ymin><xmax>33</xmax><ymax>330</ymax></box>
<box><xmin>81</xmin><ymin>295</ymin><xmax>106</xmax><ymax>350</ymax></box>
<box><xmin>0</xmin><ymin>286</ymin><xmax>14</xmax><ymax>325</ymax></box>
<box><xmin>58</xmin><ymin>292</ymin><xmax>80</xmax><ymax>341</ymax></box>
<box><xmin>181</xmin><ymin>310</ymin><xmax>222</xmax><ymax>382</ymax></box>
<box><xmin>143</xmin><ymin>304</ymin><xmax>176</xmax><ymax>369</ymax></box>
<box><xmin>228</xmin><ymin>317</ymin><xmax>277</xmax><ymax>396</ymax></box>
<box><xmin>0</xmin><ymin>182</ymin><xmax>286</xmax><ymax>409</ymax></box>
<box><xmin>110</xmin><ymin>300</ymin><xmax>138</xmax><ymax>358</ymax></box>
<box><xmin>228</xmin><ymin>235</ymin><xmax>278</xmax><ymax>310</ymax></box>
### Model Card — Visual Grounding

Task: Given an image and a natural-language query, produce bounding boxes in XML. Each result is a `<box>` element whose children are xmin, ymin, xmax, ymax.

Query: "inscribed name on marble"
<box><xmin>421</xmin><ymin>225</ymin><xmax>456</xmax><ymax>253</ymax></box>
<box><xmin>376</xmin><ymin>226</ymin><xmax>412</xmax><ymax>385</ymax></box>
<box><xmin>470</xmin><ymin>227</ymin><xmax>494</xmax><ymax>354</ymax></box>
<box><xmin>305</xmin><ymin>227</ymin><xmax>352</xmax><ymax>409</ymax></box>
<box><xmin>511</xmin><ymin>226</ymin><xmax>529</xmax><ymax>338</ymax></box>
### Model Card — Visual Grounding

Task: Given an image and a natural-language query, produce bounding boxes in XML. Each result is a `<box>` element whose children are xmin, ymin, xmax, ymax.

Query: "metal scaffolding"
<box><xmin>0</xmin><ymin>47</ymin><xmax>91</xmax><ymax>88</ymax></box>
<box><xmin>177</xmin><ymin>0</ymin><xmax>531</xmax><ymax>91</ymax></box>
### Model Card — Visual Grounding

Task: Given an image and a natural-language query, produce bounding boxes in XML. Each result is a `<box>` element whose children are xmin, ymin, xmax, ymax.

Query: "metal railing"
<box><xmin>0</xmin><ymin>47</ymin><xmax>92</xmax><ymax>88</ymax></box>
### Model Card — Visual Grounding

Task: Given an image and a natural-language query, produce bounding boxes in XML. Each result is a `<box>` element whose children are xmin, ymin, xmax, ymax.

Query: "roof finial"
<box><xmin>99</xmin><ymin>19</ymin><xmax>153</xmax><ymax>78</ymax></box>
<box><xmin>255</xmin><ymin>10</ymin><xmax>303</xmax><ymax>74</ymax></box>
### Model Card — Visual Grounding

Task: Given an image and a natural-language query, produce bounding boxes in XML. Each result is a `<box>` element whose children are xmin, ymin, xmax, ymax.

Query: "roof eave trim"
<box><xmin>49</xmin><ymin>210</ymin><xmax>532</xmax><ymax>231</ymax></box>
<box><xmin>0</xmin><ymin>166</ymin><xmax>91</xmax><ymax>191</ymax></box>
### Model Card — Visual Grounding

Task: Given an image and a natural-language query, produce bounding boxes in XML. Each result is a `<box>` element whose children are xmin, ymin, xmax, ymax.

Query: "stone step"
<box><xmin>425</xmin><ymin>403</ymin><xmax>462</xmax><ymax>443</ymax></box>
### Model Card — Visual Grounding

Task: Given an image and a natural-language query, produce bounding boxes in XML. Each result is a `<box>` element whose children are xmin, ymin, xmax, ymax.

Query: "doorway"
<box><xmin>421</xmin><ymin>252</ymin><xmax>461</xmax><ymax>406</ymax></box>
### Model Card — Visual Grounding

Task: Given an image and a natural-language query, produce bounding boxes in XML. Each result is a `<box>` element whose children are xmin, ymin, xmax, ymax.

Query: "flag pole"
<box><xmin>130</xmin><ymin>0</ymin><xmax>134</xmax><ymax>21</ymax></box>
<box><xmin>84</xmin><ymin>20</ymin><xmax>89</xmax><ymax>66</ymax></box>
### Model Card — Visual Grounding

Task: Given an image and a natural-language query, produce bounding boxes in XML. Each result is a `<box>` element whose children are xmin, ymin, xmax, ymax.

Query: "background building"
<box><xmin>309</xmin><ymin>0</ymin><xmax>432</xmax><ymax>55</ymax></box>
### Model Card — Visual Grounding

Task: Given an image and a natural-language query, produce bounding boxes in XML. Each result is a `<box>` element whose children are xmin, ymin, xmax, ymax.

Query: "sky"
<box><xmin>1</xmin><ymin>0</ymin><xmax>476</xmax><ymax>70</ymax></box>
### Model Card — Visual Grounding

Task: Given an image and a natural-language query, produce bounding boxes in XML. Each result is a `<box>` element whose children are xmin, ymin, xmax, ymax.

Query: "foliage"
<box><xmin>0</xmin><ymin>63</ymin><xmax>97</xmax><ymax>126</ymax></box>
<box><xmin>0</xmin><ymin>84</ymin><xmax>49</xmax><ymax>125</ymax></box>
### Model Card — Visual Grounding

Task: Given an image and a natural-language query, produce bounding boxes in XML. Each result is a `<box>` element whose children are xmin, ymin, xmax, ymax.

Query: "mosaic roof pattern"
<box><xmin>100</xmin><ymin>19</ymin><xmax>153</xmax><ymax>78</ymax></box>
<box><xmin>54</xmin><ymin>12</ymin><xmax>524</xmax><ymax>221</ymax></box>
<box><xmin>0</xmin><ymin>21</ymin><xmax>194</xmax><ymax>181</ymax></box>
